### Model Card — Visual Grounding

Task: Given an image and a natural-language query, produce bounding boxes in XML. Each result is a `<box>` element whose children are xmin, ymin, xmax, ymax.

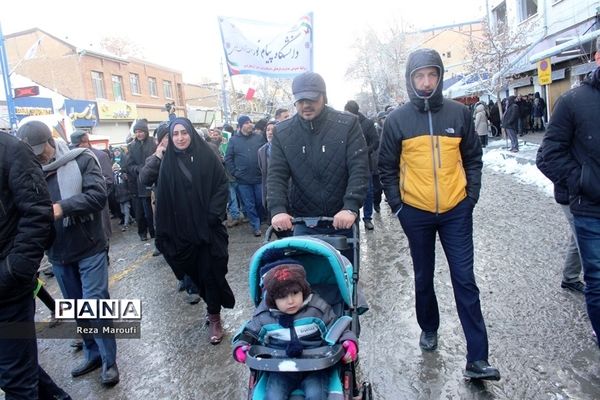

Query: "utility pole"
<box><xmin>0</xmin><ymin>22</ymin><xmax>17</xmax><ymax>133</ymax></box>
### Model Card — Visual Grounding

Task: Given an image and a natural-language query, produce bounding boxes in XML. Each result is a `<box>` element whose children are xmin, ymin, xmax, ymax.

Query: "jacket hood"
<box><xmin>405</xmin><ymin>48</ymin><xmax>445</xmax><ymax>112</ymax></box>
<box><xmin>475</xmin><ymin>104</ymin><xmax>485</xmax><ymax>113</ymax></box>
<box><xmin>583</xmin><ymin>66</ymin><xmax>600</xmax><ymax>90</ymax></box>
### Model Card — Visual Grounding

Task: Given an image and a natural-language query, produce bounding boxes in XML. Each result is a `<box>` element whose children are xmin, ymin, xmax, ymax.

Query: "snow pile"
<box><xmin>483</xmin><ymin>148</ymin><xmax>554</xmax><ymax>198</ymax></box>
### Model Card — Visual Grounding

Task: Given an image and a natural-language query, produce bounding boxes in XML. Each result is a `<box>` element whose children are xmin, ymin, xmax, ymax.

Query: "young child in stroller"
<box><xmin>233</xmin><ymin>258</ymin><xmax>358</xmax><ymax>400</ymax></box>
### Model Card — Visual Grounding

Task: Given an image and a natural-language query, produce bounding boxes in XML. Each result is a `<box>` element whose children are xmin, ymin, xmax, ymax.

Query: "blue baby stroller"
<box><xmin>234</xmin><ymin>217</ymin><xmax>373</xmax><ymax>400</ymax></box>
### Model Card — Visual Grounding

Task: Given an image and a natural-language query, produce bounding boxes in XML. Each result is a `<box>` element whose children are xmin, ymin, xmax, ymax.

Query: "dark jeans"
<box><xmin>362</xmin><ymin>175</ymin><xmax>374</xmax><ymax>221</ymax></box>
<box><xmin>506</xmin><ymin>128</ymin><xmax>518</xmax><ymax>151</ymax></box>
<box><xmin>133</xmin><ymin>196</ymin><xmax>155</xmax><ymax>237</ymax></box>
<box><xmin>372</xmin><ymin>174</ymin><xmax>383</xmax><ymax>209</ymax></box>
<box><xmin>53</xmin><ymin>251</ymin><xmax>117</xmax><ymax>368</ymax></box>
<box><xmin>398</xmin><ymin>198</ymin><xmax>489</xmax><ymax>362</ymax></box>
<box><xmin>574</xmin><ymin>215</ymin><xmax>600</xmax><ymax>343</ymax></box>
<box><xmin>228</xmin><ymin>183</ymin><xmax>241</xmax><ymax>220</ymax></box>
<box><xmin>478</xmin><ymin>134</ymin><xmax>488</xmax><ymax>148</ymax></box>
<box><xmin>265</xmin><ymin>371</ymin><xmax>328</xmax><ymax>400</ymax></box>
<box><xmin>0</xmin><ymin>297</ymin><xmax>68</xmax><ymax>400</ymax></box>
<box><xmin>238</xmin><ymin>183</ymin><xmax>264</xmax><ymax>231</ymax></box>
<box><xmin>183</xmin><ymin>274</ymin><xmax>199</xmax><ymax>295</ymax></box>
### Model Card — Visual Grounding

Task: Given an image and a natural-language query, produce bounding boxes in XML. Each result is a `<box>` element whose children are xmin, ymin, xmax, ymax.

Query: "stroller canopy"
<box><xmin>248</xmin><ymin>236</ymin><xmax>354</xmax><ymax>308</ymax></box>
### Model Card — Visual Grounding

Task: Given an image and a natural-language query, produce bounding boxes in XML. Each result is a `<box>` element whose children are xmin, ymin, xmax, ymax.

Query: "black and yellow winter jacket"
<box><xmin>378</xmin><ymin>48</ymin><xmax>483</xmax><ymax>214</ymax></box>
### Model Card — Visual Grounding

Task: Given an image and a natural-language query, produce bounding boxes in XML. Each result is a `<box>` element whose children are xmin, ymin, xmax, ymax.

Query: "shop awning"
<box><xmin>529</xmin><ymin>29</ymin><xmax>600</xmax><ymax>63</ymax></box>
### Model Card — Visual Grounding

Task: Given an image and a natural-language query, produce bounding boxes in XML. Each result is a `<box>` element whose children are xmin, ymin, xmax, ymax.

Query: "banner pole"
<box><xmin>309</xmin><ymin>12</ymin><xmax>314</xmax><ymax>72</ymax></box>
<box><xmin>0</xmin><ymin>23</ymin><xmax>18</xmax><ymax>133</ymax></box>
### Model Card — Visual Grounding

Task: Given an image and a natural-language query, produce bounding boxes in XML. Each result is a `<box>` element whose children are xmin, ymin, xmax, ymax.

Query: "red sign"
<box><xmin>14</xmin><ymin>86</ymin><xmax>40</xmax><ymax>98</ymax></box>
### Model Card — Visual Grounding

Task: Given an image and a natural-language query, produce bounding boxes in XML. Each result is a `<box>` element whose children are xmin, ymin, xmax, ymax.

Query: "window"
<box><xmin>148</xmin><ymin>77</ymin><xmax>158</xmax><ymax>97</ymax></box>
<box><xmin>163</xmin><ymin>80</ymin><xmax>173</xmax><ymax>99</ymax></box>
<box><xmin>492</xmin><ymin>1</ymin><xmax>507</xmax><ymax>32</ymax></box>
<box><xmin>112</xmin><ymin>75</ymin><xmax>124</xmax><ymax>101</ymax></box>
<box><xmin>518</xmin><ymin>0</ymin><xmax>538</xmax><ymax>22</ymax></box>
<box><xmin>130</xmin><ymin>73</ymin><xmax>140</xmax><ymax>95</ymax></box>
<box><xmin>91</xmin><ymin>71</ymin><xmax>106</xmax><ymax>99</ymax></box>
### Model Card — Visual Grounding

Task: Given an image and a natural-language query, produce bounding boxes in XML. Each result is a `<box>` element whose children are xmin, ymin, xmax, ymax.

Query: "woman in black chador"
<box><xmin>155</xmin><ymin>117</ymin><xmax>235</xmax><ymax>344</ymax></box>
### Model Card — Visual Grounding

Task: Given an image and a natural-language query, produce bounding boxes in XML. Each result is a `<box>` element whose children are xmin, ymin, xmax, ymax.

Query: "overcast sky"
<box><xmin>1</xmin><ymin>0</ymin><xmax>485</xmax><ymax>109</ymax></box>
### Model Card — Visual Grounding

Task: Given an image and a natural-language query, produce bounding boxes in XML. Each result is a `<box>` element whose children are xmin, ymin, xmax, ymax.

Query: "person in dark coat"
<box><xmin>154</xmin><ymin>117</ymin><xmax>235</xmax><ymax>344</ymax></box>
<box><xmin>17</xmin><ymin>122</ymin><xmax>119</xmax><ymax>386</ymax></box>
<box><xmin>268</xmin><ymin>72</ymin><xmax>369</xmax><ymax>265</ymax></box>
<box><xmin>139</xmin><ymin>122</ymin><xmax>201</xmax><ymax>303</ymax></box>
<box><xmin>258</xmin><ymin>120</ymin><xmax>276</xmax><ymax>211</ymax></box>
<box><xmin>502</xmin><ymin>96</ymin><xmax>520</xmax><ymax>152</ymax></box>
<box><xmin>225</xmin><ymin>116</ymin><xmax>267</xmax><ymax>237</ymax></box>
<box><xmin>518</xmin><ymin>95</ymin><xmax>532</xmax><ymax>135</ymax></box>
<box><xmin>0</xmin><ymin>128</ymin><xmax>72</xmax><ymax>399</ymax></box>
<box><xmin>126</xmin><ymin>119</ymin><xmax>157</xmax><ymax>241</ymax></box>
<box><xmin>378</xmin><ymin>48</ymin><xmax>499</xmax><ymax>381</ymax></box>
<box><xmin>536</xmin><ymin>145</ymin><xmax>584</xmax><ymax>293</ymax></box>
<box><xmin>344</xmin><ymin>100</ymin><xmax>379</xmax><ymax>230</ymax></box>
<box><xmin>532</xmin><ymin>92</ymin><xmax>546</xmax><ymax>131</ymax></box>
<box><xmin>537</xmin><ymin>48</ymin><xmax>600</xmax><ymax>345</ymax></box>
<box><xmin>70</xmin><ymin>130</ymin><xmax>113</xmax><ymax>249</ymax></box>
<box><xmin>257</xmin><ymin>120</ymin><xmax>291</xmax><ymax>240</ymax></box>
<box><xmin>488</xmin><ymin>100</ymin><xmax>501</xmax><ymax>137</ymax></box>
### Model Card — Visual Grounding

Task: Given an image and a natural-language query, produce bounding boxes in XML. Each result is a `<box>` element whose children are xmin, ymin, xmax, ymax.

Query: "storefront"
<box><xmin>96</xmin><ymin>100</ymin><xmax>138</xmax><ymax>144</ymax></box>
<box><xmin>64</xmin><ymin>99</ymin><xmax>99</xmax><ymax>131</ymax></box>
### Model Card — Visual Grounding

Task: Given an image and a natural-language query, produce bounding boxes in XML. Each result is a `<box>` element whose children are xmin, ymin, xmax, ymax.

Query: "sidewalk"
<box><xmin>485</xmin><ymin>130</ymin><xmax>546</xmax><ymax>165</ymax></box>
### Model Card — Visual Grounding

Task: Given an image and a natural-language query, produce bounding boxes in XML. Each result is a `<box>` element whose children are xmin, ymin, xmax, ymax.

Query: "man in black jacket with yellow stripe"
<box><xmin>379</xmin><ymin>48</ymin><xmax>499</xmax><ymax>380</ymax></box>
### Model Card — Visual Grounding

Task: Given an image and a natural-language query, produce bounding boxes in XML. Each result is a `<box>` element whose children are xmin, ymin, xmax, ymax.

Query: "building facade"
<box><xmin>487</xmin><ymin>0</ymin><xmax>599</xmax><ymax>112</ymax></box>
<box><xmin>5</xmin><ymin>28</ymin><xmax>186</xmax><ymax>143</ymax></box>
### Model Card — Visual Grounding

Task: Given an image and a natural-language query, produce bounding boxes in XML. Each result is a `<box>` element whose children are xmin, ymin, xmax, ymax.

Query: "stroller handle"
<box><xmin>264</xmin><ymin>216</ymin><xmax>359</xmax><ymax>246</ymax></box>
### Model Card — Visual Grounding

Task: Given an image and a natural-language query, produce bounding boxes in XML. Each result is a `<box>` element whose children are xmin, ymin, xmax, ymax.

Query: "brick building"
<box><xmin>5</xmin><ymin>27</ymin><xmax>186</xmax><ymax>143</ymax></box>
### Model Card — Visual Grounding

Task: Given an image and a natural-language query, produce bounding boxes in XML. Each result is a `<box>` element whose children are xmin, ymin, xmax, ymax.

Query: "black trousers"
<box><xmin>133</xmin><ymin>196</ymin><xmax>155</xmax><ymax>237</ymax></box>
<box><xmin>0</xmin><ymin>297</ymin><xmax>69</xmax><ymax>399</ymax></box>
<box><xmin>164</xmin><ymin>244</ymin><xmax>234</xmax><ymax>314</ymax></box>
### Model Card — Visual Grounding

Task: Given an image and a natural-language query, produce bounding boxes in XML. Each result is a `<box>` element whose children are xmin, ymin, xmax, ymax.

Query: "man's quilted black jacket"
<box><xmin>267</xmin><ymin>106</ymin><xmax>368</xmax><ymax>218</ymax></box>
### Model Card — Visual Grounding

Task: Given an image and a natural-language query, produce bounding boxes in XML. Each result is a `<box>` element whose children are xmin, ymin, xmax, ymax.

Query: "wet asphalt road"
<box><xmin>4</xmin><ymin>151</ymin><xmax>600</xmax><ymax>400</ymax></box>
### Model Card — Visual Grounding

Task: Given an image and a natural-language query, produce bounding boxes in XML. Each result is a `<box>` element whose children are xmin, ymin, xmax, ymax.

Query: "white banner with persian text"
<box><xmin>218</xmin><ymin>14</ymin><xmax>313</xmax><ymax>78</ymax></box>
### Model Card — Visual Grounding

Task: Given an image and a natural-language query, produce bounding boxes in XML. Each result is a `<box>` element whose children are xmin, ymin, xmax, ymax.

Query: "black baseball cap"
<box><xmin>292</xmin><ymin>72</ymin><xmax>326</xmax><ymax>102</ymax></box>
<box><xmin>70</xmin><ymin>130</ymin><xmax>87</xmax><ymax>146</ymax></box>
<box><xmin>17</xmin><ymin>121</ymin><xmax>52</xmax><ymax>155</ymax></box>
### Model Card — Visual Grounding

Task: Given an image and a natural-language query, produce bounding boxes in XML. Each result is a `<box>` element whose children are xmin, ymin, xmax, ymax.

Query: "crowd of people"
<box><xmin>2</xmin><ymin>42</ymin><xmax>600</xmax><ymax>399</ymax></box>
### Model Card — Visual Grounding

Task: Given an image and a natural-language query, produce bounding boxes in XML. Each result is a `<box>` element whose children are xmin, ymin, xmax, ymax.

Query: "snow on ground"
<box><xmin>482</xmin><ymin>139</ymin><xmax>554</xmax><ymax>198</ymax></box>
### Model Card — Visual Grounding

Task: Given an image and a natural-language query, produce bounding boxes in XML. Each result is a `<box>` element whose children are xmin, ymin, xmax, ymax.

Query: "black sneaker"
<box><xmin>364</xmin><ymin>220</ymin><xmax>374</xmax><ymax>230</ymax></box>
<box><xmin>561</xmin><ymin>281</ymin><xmax>585</xmax><ymax>293</ymax></box>
<box><xmin>419</xmin><ymin>331</ymin><xmax>438</xmax><ymax>351</ymax></box>
<box><xmin>464</xmin><ymin>360</ymin><xmax>501</xmax><ymax>381</ymax></box>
